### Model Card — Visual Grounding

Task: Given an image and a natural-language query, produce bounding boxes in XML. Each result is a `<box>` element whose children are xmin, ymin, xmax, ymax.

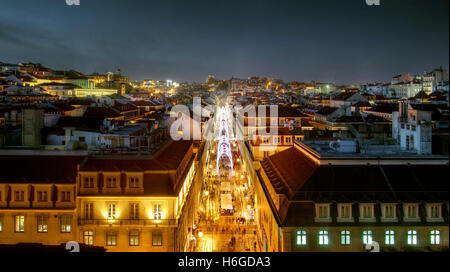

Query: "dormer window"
<box><xmin>359</xmin><ymin>204</ymin><xmax>376</xmax><ymax>222</ymax></box>
<box><xmin>404</xmin><ymin>204</ymin><xmax>420</xmax><ymax>222</ymax></box>
<box><xmin>319</xmin><ymin>206</ymin><xmax>328</xmax><ymax>218</ymax></box>
<box><xmin>106</xmin><ymin>177</ymin><xmax>117</xmax><ymax>188</ymax></box>
<box><xmin>129</xmin><ymin>177</ymin><xmax>140</xmax><ymax>188</ymax></box>
<box><xmin>337</xmin><ymin>204</ymin><xmax>353</xmax><ymax>222</ymax></box>
<box><xmin>408</xmin><ymin>205</ymin><xmax>417</xmax><ymax>217</ymax></box>
<box><xmin>381</xmin><ymin>204</ymin><xmax>398</xmax><ymax>222</ymax></box>
<box><xmin>315</xmin><ymin>204</ymin><xmax>331</xmax><ymax>222</ymax></box>
<box><xmin>37</xmin><ymin>191</ymin><xmax>48</xmax><ymax>202</ymax></box>
<box><xmin>61</xmin><ymin>192</ymin><xmax>71</xmax><ymax>202</ymax></box>
<box><xmin>427</xmin><ymin>204</ymin><xmax>443</xmax><ymax>222</ymax></box>
<box><xmin>83</xmin><ymin>177</ymin><xmax>95</xmax><ymax>188</ymax></box>
<box><xmin>14</xmin><ymin>191</ymin><xmax>25</xmax><ymax>202</ymax></box>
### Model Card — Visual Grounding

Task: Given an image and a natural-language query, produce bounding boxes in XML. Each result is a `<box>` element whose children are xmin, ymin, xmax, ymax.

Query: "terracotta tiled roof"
<box><xmin>332</xmin><ymin>91</ymin><xmax>358</xmax><ymax>101</ymax></box>
<box><xmin>80</xmin><ymin>140</ymin><xmax>193</xmax><ymax>172</ymax></box>
<box><xmin>414</xmin><ymin>91</ymin><xmax>430</xmax><ymax>99</ymax></box>
<box><xmin>365</xmin><ymin>103</ymin><xmax>397</xmax><ymax>114</ymax></box>
<box><xmin>112</xmin><ymin>102</ymin><xmax>138</xmax><ymax>113</ymax></box>
<box><xmin>84</xmin><ymin>106</ymin><xmax>122</xmax><ymax>118</ymax></box>
<box><xmin>261</xmin><ymin>147</ymin><xmax>318</xmax><ymax>199</ymax></box>
<box><xmin>0</xmin><ymin>156</ymin><xmax>84</xmax><ymax>184</ymax></box>
<box><xmin>352</xmin><ymin>101</ymin><xmax>371</xmax><ymax>107</ymax></box>
<box><xmin>315</xmin><ymin>106</ymin><xmax>339</xmax><ymax>116</ymax></box>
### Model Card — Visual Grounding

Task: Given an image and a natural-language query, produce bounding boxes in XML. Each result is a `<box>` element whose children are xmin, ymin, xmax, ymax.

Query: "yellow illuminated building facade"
<box><xmin>0</xmin><ymin>141</ymin><xmax>197</xmax><ymax>252</ymax></box>
<box><xmin>0</xmin><ymin>156</ymin><xmax>81</xmax><ymax>247</ymax></box>
<box><xmin>74</xmin><ymin>140</ymin><xmax>196</xmax><ymax>252</ymax></box>
<box><xmin>73</xmin><ymin>88</ymin><xmax>118</xmax><ymax>97</ymax></box>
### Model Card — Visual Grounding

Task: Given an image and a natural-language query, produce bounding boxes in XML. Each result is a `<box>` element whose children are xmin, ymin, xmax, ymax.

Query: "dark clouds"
<box><xmin>0</xmin><ymin>0</ymin><xmax>448</xmax><ymax>84</ymax></box>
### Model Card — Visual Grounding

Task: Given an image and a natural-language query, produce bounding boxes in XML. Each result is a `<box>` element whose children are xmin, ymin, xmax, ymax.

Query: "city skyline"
<box><xmin>1</xmin><ymin>0</ymin><xmax>449</xmax><ymax>84</ymax></box>
<box><xmin>0</xmin><ymin>0</ymin><xmax>448</xmax><ymax>255</ymax></box>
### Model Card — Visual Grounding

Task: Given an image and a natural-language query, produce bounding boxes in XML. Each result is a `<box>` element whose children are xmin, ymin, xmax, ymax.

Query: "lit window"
<box><xmin>296</xmin><ymin>230</ymin><xmax>307</xmax><ymax>246</ymax></box>
<box><xmin>407</xmin><ymin>230</ymin><xmax>417</xmax><ymax>245</ymax></box>
<box><xmin>430</xmin><ymin>230</ymin><xmax>440</xmax><ymax>245</ymax></box>
<box><xmin>108</xmin><ymin>204</ymin><xmax>116</xmax><ymax>219</ymax></box>
<box><xmin>385</xmin><ymin>230</ymin><xmax>395</xmax><ymax>245</ymax></box>
<box><xmin>60</xmin><ymin>215</ymin><xmax>71</xmax><ymax>233</ymax></box>
<box><xmin>15</xmin><ymin>215</ymin><xmax>25</xmax><ymax>232</ymax></box>
<box><xmin>362</xmin><ymin>230</ymin><xmax>373</xmax><ymax>245</ymax></box>
<box><xmin>152</xmin><ymin>231</ymin><xmax>162</xmax><ymax>246</ymax></box>
<box><xmin>153</xmin><ymin>204</ymin><xmax>162</xmax><ymax>220</ymax></box>
<box><xmin>318</xmin><ymin>230</ymin><xmax>328</xmax><ymax>245</ymax></box>
<box><xmin>129</xmin><ymin>231</ymin><xmax>140</xmax><ymax>246</ymax></box>
<box><xmin>84</xmin><ymin>230</ymin><xmax>94</xmax><ymax>245</ymax></box>
<box><xmin>0</xmin><ymin>216</ymin><xmax>3</xmax><ymax>232</ymax></box>
<box><xmin>340</xmin><ymin>230</ymin><xmax>351</xmax><ymax>245</ymax></box>
<box><xmin>37</xmin><ymin>215</ymin><xmax>48</xmax><ymax>233</ymax></box>
<box><xmin>106</xmin><ymin>231</ymin><xmax>117</xmax><ymax>246</ymax></box>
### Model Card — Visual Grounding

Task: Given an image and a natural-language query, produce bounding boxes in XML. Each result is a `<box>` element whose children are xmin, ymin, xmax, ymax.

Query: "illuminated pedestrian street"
<box><xmin>191</xmin><ymin>104</ymin><xmax>259</xmax><ymax>252</ymax></box>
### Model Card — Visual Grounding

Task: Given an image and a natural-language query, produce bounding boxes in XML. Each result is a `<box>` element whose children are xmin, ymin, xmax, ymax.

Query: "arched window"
<box><xmin>318</xmin><ymin>230</ymin><xmax>328</xmax><ymax>245</ymax></box>
<box><xmin>385</xmin><ymin>230</ymin><xmax>395</xmax><ymax>245</ymax></box>
<box><xmin>296</xmin><ymin>230</ymin><xmax>307</xmax><ymax>246</ymax></box>
<box><xmin>407</xmin><ymin>230</ymin><xmax>417</xmax><ymax>245</ymax></box>
<box><xmin>430</xmin><ymin>230</ymin><xmax>440</xmax><ymax>245</ymax></box>
<box><xmin>340</xmin><ymin>230</ymin><xmax>351</xmax><ymax>245</ymax></box>
<box><xmin>84</xmin><ymin>230</ymin><xmax>94</xmax><ymax>245</ymax></box>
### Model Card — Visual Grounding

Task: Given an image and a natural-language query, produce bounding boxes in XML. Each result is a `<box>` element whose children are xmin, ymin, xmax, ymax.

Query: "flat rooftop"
<box><xmin>299</xmin><ymin>140</ymin><xmax>449</xmax><ymax>160</ymax></box>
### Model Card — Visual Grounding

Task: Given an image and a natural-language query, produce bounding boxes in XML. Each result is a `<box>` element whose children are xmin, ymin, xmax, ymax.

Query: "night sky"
<box><xmin>0</xmin><ymin>0</ymin><xmax>448</xmax><ymax>84</ymax></box>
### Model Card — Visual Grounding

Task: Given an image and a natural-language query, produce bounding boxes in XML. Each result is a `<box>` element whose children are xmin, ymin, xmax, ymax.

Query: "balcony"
<box><xmin>78</xmin><ymin>218</ymin><xmax>177</xmax><ymax>226</ymax></box>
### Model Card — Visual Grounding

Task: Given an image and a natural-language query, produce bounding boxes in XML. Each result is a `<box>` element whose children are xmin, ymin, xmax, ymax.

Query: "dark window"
<box><xmin>152</xmin><ymin>231</ymin><xmax>162</xmax><ymax>246</ymax></box>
